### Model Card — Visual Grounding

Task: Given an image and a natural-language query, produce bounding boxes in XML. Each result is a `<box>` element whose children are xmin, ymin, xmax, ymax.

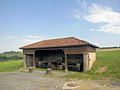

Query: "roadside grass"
<box><xmin>35</xmin><ymin>68</ymin><xmax>46</xmax><ymax>71</ymax></box>
<box><xmin>0</xmin><ymin>60</ymin><xmax>23</xmax><ymax>72</ymax></box>
<box><xmin>63</xmin><ymin>50</ymin><xmax>120</xmax><ymax>80</ymax></box>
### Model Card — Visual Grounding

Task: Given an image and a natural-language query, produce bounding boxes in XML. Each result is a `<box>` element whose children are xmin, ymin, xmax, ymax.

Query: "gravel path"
<box><xmin>0</xmin><ymin>71</ymin><xmax>120</xmax><ymax>90</ymax></box>
<box><xmin>0</xmin><ymin>71</ymin><xmax>66</xmax><ymax>90</ymax></box>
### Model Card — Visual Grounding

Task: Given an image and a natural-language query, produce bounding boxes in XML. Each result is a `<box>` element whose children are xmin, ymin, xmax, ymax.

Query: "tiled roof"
<box><xmin>20</xmin><ymin>37</ymin><xmax>98</xmax><ymax>49</ymax></box>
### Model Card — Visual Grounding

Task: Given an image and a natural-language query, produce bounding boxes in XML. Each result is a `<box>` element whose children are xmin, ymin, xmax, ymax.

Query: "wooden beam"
<box><xmin>64</xmin><ymin>54</ymin><xmax>68</xmax><ymax>72</ymax></box>
<box><xmin>33</xmin><ymin>52</ymin><xmax>36</xmax><ymax>68</ymax></box>
<box><xmin>24</xmin><ymin>55</ymin><xmax>27</xmax><ymax>68</ymax></box>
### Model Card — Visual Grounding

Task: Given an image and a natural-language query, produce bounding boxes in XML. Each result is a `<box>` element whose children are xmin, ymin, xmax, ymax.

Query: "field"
<box><xmin>0</xmin><ymin>51</ymin><xmax>24</xmax><ymax>72</ymax></box>
<box><xmin>96</xmin><ymin>48</ymin><xmax>120</xmax><ymax>52</ymax></box>
<box><xmin>0</xmin><ymin>60</ymin><xmax>23</xmax><ymax>72</ymax></box>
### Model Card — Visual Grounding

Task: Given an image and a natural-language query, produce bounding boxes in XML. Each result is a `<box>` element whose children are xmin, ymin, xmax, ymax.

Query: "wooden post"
<box><xmin>27</xmin><ymin>55</ymin><xmax>30</xmax><ymax>67</ymax></box>
<box><xmin>64</xmin><ymin>54</ymin><xmax>68</xmax><ymax>72</ymax></box>
<box><xmin>24</xmin><ymin>55</ymin><xmax>27</xmax><ymax>68</ymax></box>
<box><xmin>83</xmin><ymin>53</ymin><xmax>89</xmax><ymax>72</ymax></box>
<box><xmin>33</xmin><ymin>52</ymin><xmax>36</xmax><ymax>68</ymax></box>
<box><xmin>28</xmin><ymin>67</ymin><xmax>33</xmax><ymax>73</ymax></box>
<box><xmin>46</xmin><ymin>68</ymin><xmax>52</xmax><ymax>75</ymax></box>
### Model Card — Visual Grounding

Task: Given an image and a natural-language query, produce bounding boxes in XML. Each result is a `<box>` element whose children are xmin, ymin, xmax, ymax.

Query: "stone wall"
<box><xmin>88</xmin><ymin>52</ymin><xmax>96</xmax><ymax>70</ymax></box>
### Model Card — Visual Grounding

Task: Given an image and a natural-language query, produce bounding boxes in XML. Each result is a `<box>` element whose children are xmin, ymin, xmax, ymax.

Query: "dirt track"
<box><xmin>0</xmin><ymin>71</ymin><xmax>120</xmax><ymax>90</ymax></box>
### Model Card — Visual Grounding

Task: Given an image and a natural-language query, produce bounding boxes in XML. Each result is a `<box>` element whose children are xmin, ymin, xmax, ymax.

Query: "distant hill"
<box><xmin>96</xmin><ymin>47</ymin><xmax>120</xmax><ymax>52</ymax></box>
<box><xmin>0</xmin><ymin>51</ymin><xmax>23</xmax><ymax>61</ymax></box>
<box><xmin>3</xmin><ymin>51</ymin><xmax>22</xmax><ymax>54</ymax></box>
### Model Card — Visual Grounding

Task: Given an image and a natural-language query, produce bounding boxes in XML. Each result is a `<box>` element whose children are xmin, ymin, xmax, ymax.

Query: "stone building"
<box><xmin>20</xmin><ymin>37</ymin><xmax>98</xmax><ymax>72</ymax></box>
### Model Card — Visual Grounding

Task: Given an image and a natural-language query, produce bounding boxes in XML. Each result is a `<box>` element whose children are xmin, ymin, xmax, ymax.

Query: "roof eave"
<box><xmin>20</xmin><ymin>43</ymin><xmax>98</xmax><ymax>50</ymax></box>
<box><xmin>88</xmin><ymin>43</ymin><xmax>99</xmax><ymax>48</ymax></box>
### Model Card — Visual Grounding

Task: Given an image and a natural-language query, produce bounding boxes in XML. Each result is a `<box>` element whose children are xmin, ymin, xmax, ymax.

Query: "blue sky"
<box><xmin>0</xmin><ymin>0</ymin><xmax>120</xmax><ymax>52</ymax></box>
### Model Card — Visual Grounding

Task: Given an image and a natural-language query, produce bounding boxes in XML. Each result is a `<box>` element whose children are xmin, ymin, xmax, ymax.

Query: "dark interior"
<box><xmin>35</xmin><ymin>50</ymin><xmax>65</xmax><ymax>69</ymax></box>
<box><xmin>67</xmin><ymin>54</ymin><xmax>83</xmax><ymax>71</ymax></box>
<box><xmin>35</xmin><ymin>50</ymin><xmax>83</xmax><ymax>71</ymax></box>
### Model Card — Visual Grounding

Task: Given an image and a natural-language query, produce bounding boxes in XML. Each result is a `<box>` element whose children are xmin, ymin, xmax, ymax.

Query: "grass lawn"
<box><xmin>63</xmin><ymin>50</ymin><xmax>120</xmax><ymax>80</ymax></box>
<box><xmin>0</xmin><ymin>60</ymin><xmax>23</xmax><ymax>72</ymax></box>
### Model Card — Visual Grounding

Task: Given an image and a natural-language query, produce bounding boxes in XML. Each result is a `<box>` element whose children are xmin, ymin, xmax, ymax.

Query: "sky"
<box><xmin>0</xmin><ymin>0</ymin><xmax>120</xmax><ymax>52</ymax></box>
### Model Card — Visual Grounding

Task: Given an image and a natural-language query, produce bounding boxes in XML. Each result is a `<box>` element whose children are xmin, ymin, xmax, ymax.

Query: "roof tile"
<box><xmin>20</xmin><ymin>37</ymin><xmax>96</xmax><ymax>49</ymax></box>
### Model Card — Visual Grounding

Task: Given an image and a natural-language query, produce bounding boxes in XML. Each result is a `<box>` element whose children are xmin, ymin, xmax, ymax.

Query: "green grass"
<box><xmin>35</xmin><ymin>68</ymin><xmax>46</xmax><ymax>71</ymax></box>
<box><xmin>64</xmin><ymin>50</ymin><xmax>120</xmax><ymax>80</ymax></box>
<box><xmin>96</xmin><ymin>50</ymin><xmax>120</xmax><ymax>60</ymax></box>
<box><xmin>0</xmin><ymin>60</ymin><xmax>24</xmax><ymax>72</ymax></box>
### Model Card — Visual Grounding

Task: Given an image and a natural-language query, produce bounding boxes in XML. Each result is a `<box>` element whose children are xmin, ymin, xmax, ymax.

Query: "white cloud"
<box><xmin>72</xmin><ymin>9</ymin><xmax>81</xmax><ymax>19</ymax></box>
<box><xmin>84</xmin><ymin>4</ymin><xmax>120</xmax><ymax>23</ymax></box>
<box><xmin>84</xmin><ymin>4</ymin><xmax>120</xmax><ymax>35</ymax></box>
<box><xmin>90</xmin><ymin>29</ymin><xmax>97</xmax><ymax>32</ymax></box>
<box><xmin>78</xmin><ymin>0</ymin><xmax>87</xmax><ymax>9</ymax></box>
<box><xmin>99</xmin><ymin>23</ymin><xmax>120</xmax><ymax>34</ymax></box>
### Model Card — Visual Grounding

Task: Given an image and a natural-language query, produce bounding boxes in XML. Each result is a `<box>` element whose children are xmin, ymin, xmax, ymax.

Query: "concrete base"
<box><xmin>65</xmin><ymin>69</ymin><xmax>68</xmax><ymax>72</ymax></box>
<box><xmin>62</xmin><ymin>82</ymin><xmax>80</xmax><ymax>90</ymax></box>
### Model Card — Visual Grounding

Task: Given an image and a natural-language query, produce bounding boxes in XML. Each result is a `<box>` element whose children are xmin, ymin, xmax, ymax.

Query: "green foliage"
<box><xmin>0</xmin><ymin>51</ymin><xmax>23</xmax><ymax>61</ymax></box>
<box><xmin>64</xmin><ymin>50</ymin><xmax>120</xmax><ymax>80</ymax></box>
<box><xmin>0</xmin><ymin>60</ymin><xmax>23</xmax><ymax>72</ymax></box>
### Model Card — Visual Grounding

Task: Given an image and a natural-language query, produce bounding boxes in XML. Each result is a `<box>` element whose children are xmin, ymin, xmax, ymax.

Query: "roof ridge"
<box><xmin>42</xmin><ymin>37</ymin><xmax>75</xmax><ymax>41</ymax></box>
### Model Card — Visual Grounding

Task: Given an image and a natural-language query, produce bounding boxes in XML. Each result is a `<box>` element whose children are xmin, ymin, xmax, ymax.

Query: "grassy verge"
<box><xmin>0</xmin><ymin>60</ymin><xmax>23</xmax><ymax>72</ymax></box>
<box><xmin>35</xmin><ymin>68</ymin><xmax>46</xmax><ymax>71</ymax></box>
<box><xmin>63</xmin><ymin>50</ymin><xmax>120</xmax><ymax>80</ymax></box>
